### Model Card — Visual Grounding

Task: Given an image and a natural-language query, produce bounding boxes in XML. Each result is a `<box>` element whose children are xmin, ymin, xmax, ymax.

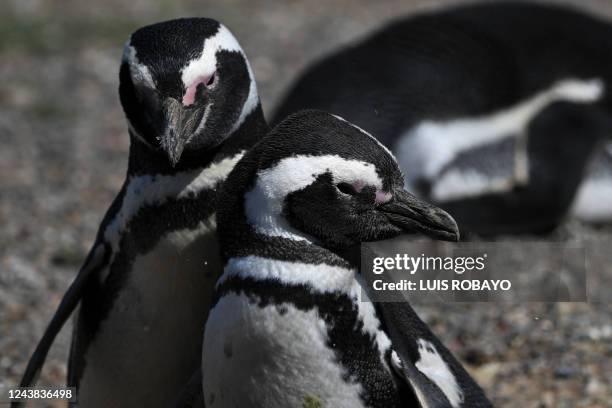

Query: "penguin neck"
<box><xmin>220</xmin><ymin>212</ymin><xmax>356</xmax><ymax>278</ymax></box>
<box><xmin>218</xmin><ymin>224</ymin><xmax>359</xmax><ymax>297</ymax></box>
<box><xmin>126</xmin><ymin>103</ymin><xmax>268</xmax><ymax>177</ymax></box>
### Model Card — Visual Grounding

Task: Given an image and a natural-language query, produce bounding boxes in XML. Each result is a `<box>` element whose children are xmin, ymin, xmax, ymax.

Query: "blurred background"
<box><xmin>0</xmin><ymin>0</ymin><xmax>611</xmax><ymax>406</ymax></box>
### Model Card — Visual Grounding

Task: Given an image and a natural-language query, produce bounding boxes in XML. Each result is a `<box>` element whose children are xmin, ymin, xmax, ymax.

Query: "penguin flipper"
<box><xmin>376</xmin><ymin>301</ymin><xmax>492</xmax><ymax>408</ymax></box>
<box><xmin>172</xmin><ymin>368</ymin><xmax>205</xmax><ymax>408</ymax></box>
<box><xmin>390</xmin><ymin>352</ymin><xmax>453</xmax><ymax>408</ymax></box>
<box><xmin>15</xmin><ymin>243</ymin><xmax>110</xmax><ymax>394</ymax></box>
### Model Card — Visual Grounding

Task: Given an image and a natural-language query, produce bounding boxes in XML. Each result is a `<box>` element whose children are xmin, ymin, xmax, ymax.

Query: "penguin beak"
<box><xmin>379</xmin><ymin>189</ymin><xmax>460</xmax><ymax>241</ymax></box>
<box><xmin>160</xmin><ymin>98</ymin><xmax>205</xmax><ymax>166</ymax></box>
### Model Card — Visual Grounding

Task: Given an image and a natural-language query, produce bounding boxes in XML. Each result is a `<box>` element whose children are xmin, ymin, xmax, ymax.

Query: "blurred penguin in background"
<box><xmin>273</xmin><ymin>2</ymin><xmax>612</xmax><ymax>235</ymax></box>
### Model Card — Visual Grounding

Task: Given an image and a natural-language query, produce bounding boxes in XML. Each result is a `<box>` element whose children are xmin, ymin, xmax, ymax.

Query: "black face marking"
<box><xmin>195</xmin><ymin>83</ymin><xmax>208</xmax><ymax>103</ymax></box>
<box><xmin>120</xmin><ymin>62</ymin><xmax>159</xmax><ymax>140</ymax></box>
<box><xmin>284</xmin><ymin>172</ymin><xmax>402</xmax><ymax>249</ymax></box>
<box><xmin>336</xmin><ymin>182</ymin><xmax>359</xmax><ymax>196</ymax></box>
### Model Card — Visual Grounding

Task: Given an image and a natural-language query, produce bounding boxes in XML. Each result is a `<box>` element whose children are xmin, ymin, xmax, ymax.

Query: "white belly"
<box><xmin>77</xmin><ymin>219</ymin><xmax>221</xmax><ymax>408</ymax></box>
<box><xmin>202</xmin><ymin>293</ymin><xmax>366</xmax><ymax>408</ymax></box>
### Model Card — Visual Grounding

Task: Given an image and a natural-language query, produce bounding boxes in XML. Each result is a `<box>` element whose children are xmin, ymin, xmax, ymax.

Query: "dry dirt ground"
<box><xmin>1</xmin><ymin>0</ymin><xmax>611</xmax><ymax>407</ymax></box>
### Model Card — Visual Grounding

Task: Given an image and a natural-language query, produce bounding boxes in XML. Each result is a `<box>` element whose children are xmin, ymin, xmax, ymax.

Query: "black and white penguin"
<box><xmin>272</xmin><ymin>2</ymin><xmax>612</xmax><ymax>235</ymax></box>
<box><xmin>203</xmin><ymin>110</ymin><xmax>491</xmax><ymax>407</ymax></box>
<box><xmin>17</xmin><ymin>18</ymin><xmax>268</xmax><ymax>407</ymax></box>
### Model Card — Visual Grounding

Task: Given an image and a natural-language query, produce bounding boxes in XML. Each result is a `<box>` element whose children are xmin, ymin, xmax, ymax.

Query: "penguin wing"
<box><xmin>390</xmin><ymin>352</ymin><xmax>453</xmax><ymax>408</ymax></box>
<box><xmin>16</xmin><ymin>242</ymin><xmax>111</xmax><ymax>391</ymax></box>
<box><xmin>426</xmin><ymin>134</ymin><xmax>526</xmax><ymax>203</ymax></box>
<box><xmin>376</xmin><ymin>301</ymin><xmax>492</xmax><ymax>408</ymax></box>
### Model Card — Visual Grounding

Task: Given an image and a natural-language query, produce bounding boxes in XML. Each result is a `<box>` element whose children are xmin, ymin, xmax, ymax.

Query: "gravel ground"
<box><xmin>1</xmin><ymin>1</ymin><xmax>611</xmax><ymax>407</ymax></box>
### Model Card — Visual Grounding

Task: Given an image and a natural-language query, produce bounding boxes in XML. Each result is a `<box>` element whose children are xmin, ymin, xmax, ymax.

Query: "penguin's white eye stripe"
<box><xmin>178</xmin><ymin>23</ymin><xmax>259</xmax><ymax>134</ymax></box>
<box><xmin>123</xmin><ymin>43</ymin><xmax>155</xmax><ymax>88</ymax></box>
<box><xmin>180</xmin><ymin>24</ymin><xmax>243</xmax><ymax>91</ymax></box>
<box><xmin>331</xmin><ymin>113</ymin><xmax>397</xmax><ymax>162</ymax></box>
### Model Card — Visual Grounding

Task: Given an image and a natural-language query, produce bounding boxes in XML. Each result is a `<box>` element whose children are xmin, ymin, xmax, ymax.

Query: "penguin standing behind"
<box><xmin>17</xmin><ymin>19</ymin><xmax>268</xmax><ymax>407</ymax></box>
<box><xmin>273</xmin><ymin>2</ymin><xmax>612</xmax><ymax>235</ymax></box>
<box><xmin>203</xmin><ymin>110</ymin><xmax>491</xmax><ymax>407</ymax></box>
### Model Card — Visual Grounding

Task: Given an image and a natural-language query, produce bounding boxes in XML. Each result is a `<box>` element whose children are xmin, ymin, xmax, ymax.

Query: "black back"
<box><xmin>273</xmin><ymin>2</ymin><xmax>612</xmax><ymax>139</ymax></box>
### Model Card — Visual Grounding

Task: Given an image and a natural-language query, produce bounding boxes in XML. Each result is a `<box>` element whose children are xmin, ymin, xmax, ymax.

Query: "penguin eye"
<box><xmin>206</xmin><ymin>72</ymin><xmax>215</xmax><ymax>86</ymax></box>
<box><xmin>336</xmin><ymin>182</ymin><xmax>358</xmax><ymax>196</ymax></box>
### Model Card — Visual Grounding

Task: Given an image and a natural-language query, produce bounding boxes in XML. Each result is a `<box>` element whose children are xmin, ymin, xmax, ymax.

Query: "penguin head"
<box><xmin>222</xmin><ymin>110</ymin><xmax>459</xmax><ymax>250</ymax></box>
<box><xmin>119</xmin><ymin>18</ymin><xmax>258</xmax><ymax>166</ymax></box>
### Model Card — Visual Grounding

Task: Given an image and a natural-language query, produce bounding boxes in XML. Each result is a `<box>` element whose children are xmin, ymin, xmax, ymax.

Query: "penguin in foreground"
<box><xmin>203</xmin><ymin>110</ymin><xmax>491</xmax><ymax>407</ymax></box>
<box><xmin>17</xmin><ymin>18</ymin><xmax>267</xmax><ymax>407</ymax></box>
<box><xmin>273</xmin><ymin>2</ymin><xmax>612</xmax><ymax>235</ymax></box>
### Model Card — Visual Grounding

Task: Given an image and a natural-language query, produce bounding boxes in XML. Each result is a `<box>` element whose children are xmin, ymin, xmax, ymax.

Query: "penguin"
<box><xmin>16</xmin><ymin>18</ymin><xmax>268</xmax><ymax>408</ymax></box>
<box><xmin>202</xmin><ymin>110</ymin><xmax>491</xmax><ymax>407</ymax></box>
<box><xmin>272</xmin><ymin>2</ymin><xmax>612</xmax><ymax>235</ymax></box>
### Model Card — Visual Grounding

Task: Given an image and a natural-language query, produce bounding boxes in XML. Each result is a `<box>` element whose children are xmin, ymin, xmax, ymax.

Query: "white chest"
<box><xmin>202</xmin><ymin>292</ymin><xmax>367</xmax><ymax>408</ymax></box>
